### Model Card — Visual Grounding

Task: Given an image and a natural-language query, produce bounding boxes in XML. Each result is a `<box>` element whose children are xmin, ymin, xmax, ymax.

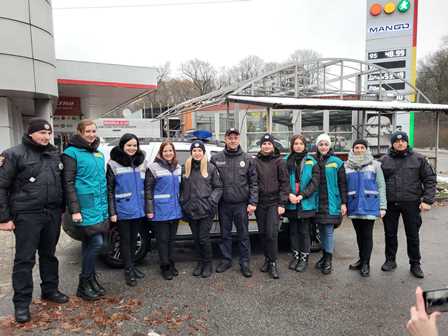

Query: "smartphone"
<box><xmin>423</xmin><ymin>288</ymin><xmax>448</xmax><ymax>314</ymax></box>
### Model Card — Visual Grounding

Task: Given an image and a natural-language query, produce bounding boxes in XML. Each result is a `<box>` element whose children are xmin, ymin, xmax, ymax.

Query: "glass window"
<box><xmin>272</xmin><ymin>110</ymin><xmax>293</xmax><ymax>133</ymax></box>
<box><xmin>219</xmin><ymin>111</ymin><xmax>235</xmax><ymax>133</ymax></box>
<box><xmin>272</xmin><ymin>132</ymin><xmax>292</xmax><ymax>153</ymax></box>
<box><xmin>246</xmin><ymin>111</ymin><xmax>268</xmax><ymax>132</ymax></box>
<box><xmin>246</xmin><ymin>133</ymin><xmax>265</xmax><ymax>153</ymax></box>
<box><xmin>196</xmin><ymin>112</ymin><xmax>215</xmax><ymax>132</ymax></box>
<box><xmin>302</xmin><ymin>110</ymin><xmax>324</xmax><ymax>132</ymax></box>
<box><xmin>329</xmin><ymin>110</ymin><xmax>352</xmax><ymax>133</ymax></box>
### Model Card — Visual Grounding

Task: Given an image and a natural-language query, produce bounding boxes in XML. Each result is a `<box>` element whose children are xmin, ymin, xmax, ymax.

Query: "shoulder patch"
<box><xmin>94</xmin><ymin>152</ymin><xmax>103</xmax><ymax>158</ymax></box>
<box><xmin>325</xmin><ymin>162</ymin><xmax>338</xmax><ymax>168</ymax></box>
<box><xmin>305</xmin><ymin>160</ymin><xmax>314</xmax><ymax>165</ymax></box>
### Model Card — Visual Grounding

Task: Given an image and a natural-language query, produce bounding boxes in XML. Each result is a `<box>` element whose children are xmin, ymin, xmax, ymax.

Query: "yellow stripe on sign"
<box><xmin>325</xmin><ymin>163</ymin><xmax>338</xmax><ymax>168</ymax></box>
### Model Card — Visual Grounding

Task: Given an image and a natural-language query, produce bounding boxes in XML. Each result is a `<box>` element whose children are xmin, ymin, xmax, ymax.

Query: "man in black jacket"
<box><xmin>0</xmin><ymin>119</ymin><xmax>68</xmax><ymax>323</ymax></box>
<box><xmin>254</xmin><ymin>134</ymin><xmax>289</xmax><ymax>279</ymax></box>
<box><xmin>210</xmin><ymin>128</ymin><xmax>258</xmax><ymax>277</ymax></box>
<box><xmin>380</xmin><ymin>131</ymin><xmax>437</xmax><ymax>278</ymax></box>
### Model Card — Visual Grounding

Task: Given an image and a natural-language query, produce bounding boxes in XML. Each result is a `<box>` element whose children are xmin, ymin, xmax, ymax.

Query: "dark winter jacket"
<box><xmin>381</xmin><ymin>148</ymin><xmax>436</xmax><ymax>204</ymax></box>
<box><xmin>62</xmin><ymin>135</ymin><xmax>109</xmax><ymax>226</ymax></box>
<box><xmin>106</xmin><ymin>146</ymin><xmax>148</xmax><ymax>220</ymax></box>
<box><xmin>313</xmin><ymin>150</ymin><xmax>348</xmax><ymax>226</ymax></box>
<box><xmin>210</xmin><ymin>146</ymin><xmax>258</xmax><ymax>205</ymax></box>
<box><xmin>180</xmin><ymin>159</ymin><xmax>223</xmax><ymax>220</ymax></box>
<box><xmin>0</xmin><ymin>135</ymin><xmax>64</xmax><ymax>222</ymax></box>
<box><xmin>254</xmin><ymin>150</ymin><xmax>289</xmax><ymax>207</ymax></box>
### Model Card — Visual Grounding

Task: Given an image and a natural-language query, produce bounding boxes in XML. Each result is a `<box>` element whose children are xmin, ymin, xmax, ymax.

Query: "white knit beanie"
<box><xmin>316</xmin><ymin>133</ymin><xmax>332</xmax><ymax>147</ymax></box>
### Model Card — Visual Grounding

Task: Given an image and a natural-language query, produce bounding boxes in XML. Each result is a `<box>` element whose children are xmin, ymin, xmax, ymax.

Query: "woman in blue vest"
<box><xmin>285</xmin><ymin>134</ymin><xmax>320</xmax><ymax>273</ymax></box>
<box><xmin>145</xmin><ymin>141</ymin><xmax>182</xmax><ymax>280</ymax></box>
<box><xmin>312</xmin><ymin>133</ymin><xmax>347</xmax><ymax>275</ymax></box>
<box><xmin>63</xmin><ymin>120</ymin><xmax>109</xmax><ymax>301</ymax></box>
<box><xmin>106</xmin><ymin>133</ymin><xmax>148</xmax><ymax>287</ymax></box>
<box><xmin>345</xmin><ymin>139</ymin><xmax>387</xmax><ymax>277</ymax></box>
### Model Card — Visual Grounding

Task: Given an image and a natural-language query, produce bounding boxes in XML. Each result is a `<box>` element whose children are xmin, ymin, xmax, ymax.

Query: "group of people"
<box><xmin>0</xmin><ymin>118</ymin><xmax>437</xmax><ymax>324</ymax></box>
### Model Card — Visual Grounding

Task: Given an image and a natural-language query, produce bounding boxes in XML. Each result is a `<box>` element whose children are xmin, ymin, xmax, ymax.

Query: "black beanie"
<box><xmin>119</xmin><ymin>133</ymin><xmax>140</xmax><ymax>151</ymax></box>
<box><xmin>260</xmin><ymin>133</ymin><xmax>275</xmax><ymax>147</ymax></box>
<box><xmin>352</xmin><ymin>139</ymin><xmax>369</xmax><ymax>149</ymax></box>
<box><xmin>390</xmin><ymin>131</ymin><xmax>409</xmax><ymax>144</ymax></box>
<box><xmin>27</xmin><ymin>118</ymin><xmax>52</xmax><ymax>134</ymax></box>
<box><xmin>190</xmin><ymin>140</ymin><xmax>206</xmax><ymax>153</ymax></box>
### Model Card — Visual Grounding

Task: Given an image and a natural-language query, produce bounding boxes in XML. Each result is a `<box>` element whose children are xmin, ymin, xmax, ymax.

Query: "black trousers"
<box><xmin>117</xmin><ymin>218</ymin><xmax>142</xmax><ymax>269</ymax></box>
<box><xmin>383</xmin><ymin>201</ymin><xmax>422</xmax><ymax>264</ymax></box>
<box><xmin>188</xmin><ymin>217</ymin><xmax>213</xmax><ymax>263</ymax></box>
<box><xmin>255</xmin><ymin>205</ymin><xmax>279</xmax><ymax>262</ymax></box>
<box><xmin>351</xmin><ymin>218</ymin><xmax>375</xmax><ymax>264</ymax></box>
<box><xmin>218</xmin><ymin>202</ymin><xmax>250</xmax><ymax>266</ymax></box>
<box><xmin>13</xmin><ymin>209</ymin><xmax>61</xmax><ymax>308</ymax></box>
<box><xmin>289</xmin><ymin>217</ymin><xmax>311</xmax><ymax>254</ymax></box>
<box><xmin>153</xmin><ymin>220</ymin><xmax>178</xmax><ymax>266</ymax></box>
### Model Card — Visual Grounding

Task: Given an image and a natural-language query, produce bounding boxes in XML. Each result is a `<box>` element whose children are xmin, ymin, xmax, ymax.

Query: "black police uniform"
<box><xmin>0</xmin><ymin>135</ymin><xmax>65</xmax><ymax>310</ymax></box>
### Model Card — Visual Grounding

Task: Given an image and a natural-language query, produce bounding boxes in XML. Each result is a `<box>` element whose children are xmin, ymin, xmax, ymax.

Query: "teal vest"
<box><xmin>64</xmin><ymin>146</ymin><xmax>109</xmax><ymax>226</ymax></box>
<box><xmin>322</xmin><ymin>155</ymin><xmax>344</xmax><ymax>216</ymax></box>
<box><xmin>285</xmin><ymin>154</ymin><xmax>318</xmax><ymax>212</ymax></box>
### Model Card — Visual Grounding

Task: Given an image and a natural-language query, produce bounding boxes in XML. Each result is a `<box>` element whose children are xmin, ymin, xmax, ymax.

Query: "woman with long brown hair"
<box><xmin>145</xmin><ymin>141</ymin><xmax>183</xmax><ymax>280</ymax></box>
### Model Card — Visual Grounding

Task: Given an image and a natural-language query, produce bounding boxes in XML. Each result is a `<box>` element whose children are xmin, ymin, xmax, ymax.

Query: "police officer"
<box><xmin>211</xmin><ymin>128</ymin><xmax>258</xmax><ymax>277</ymax></box>
<box><xmin>380</xmin><ymin>131</ymin><xmax>436</xmax><ymax>278</ymax></box>
<box><xmin>0</xmin><ymin>119</ymin><xmax>68</xmax><ymax>323</ymax></box>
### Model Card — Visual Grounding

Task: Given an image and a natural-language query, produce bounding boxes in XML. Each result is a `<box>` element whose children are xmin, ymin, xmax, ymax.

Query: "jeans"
<box><xmin>351</xmin><ymin>219</ymin><xmax>375</xmax><ymax>264</ymax></box>
<box><xmin>255</xmin><ymin>205</ymin><xmax>279</xmax><ymax>261</ymax></box>
<box><xmin>318</xmin><ymin>224</ymin><xmax>334</xmax><ymax>253</ymax></box>
<box><xmin>13</xmin><ymin>209</ymin><xmax>61</xmax><ymax>308</ymax></box>
<box><xmin>218</xmin><ymin>202</ymin><xmax>250</xmax><ymax>266</ymax></box>
<box><xmin>153</xmin><ymin>220</ymin><xmax>178</xmax><ymax>266</ymax></box>
<box><xmin>81</xmin><ymin>233</ymin><xmax>104</xmax><ymax>278</ymax></box>
<box><xmin>289</xmin><ymin>217</ymin><xmax>311</xmax><ymax>254</ymax></box>
<box><xmin>118</xmin><ymin>218</ymin><xmax>142</xmax><ymax>269</ymax></box>
<box><xmin>383</xmin><ymin>201</ymin><xmax>422</xmax><ymax>264</ymax></box>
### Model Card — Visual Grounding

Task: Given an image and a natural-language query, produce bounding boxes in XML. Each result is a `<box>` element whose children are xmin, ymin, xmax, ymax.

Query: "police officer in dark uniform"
<box><xmin>380</xmin><ymin>131</ymin><xmax>437</xmax><ymax>278</ymax></box>
<box><xmin>210</xmin><ymin>128</ymin><xmax>258</xmax><ymax>277</ymax></box>
<box><xmin>0</xmin><ymin>119</ymin><xmax>68</xmax><ymax>323</ymax></box>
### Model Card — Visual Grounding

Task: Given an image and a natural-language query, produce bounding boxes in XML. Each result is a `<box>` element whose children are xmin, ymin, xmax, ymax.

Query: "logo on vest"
<box><xmin>240</xmin><ymin>161</ymin><xmax>246</xmax><ymax>168</ymax></box>
<box><xmin>58</xmin><ymin>162</ymin><xmax>64</xmax><ymax>170</ymax></box>
<box><xmin>29</xmin><ymin>177</ymin><xmax>36</xmax><ymax>183</ymax></box>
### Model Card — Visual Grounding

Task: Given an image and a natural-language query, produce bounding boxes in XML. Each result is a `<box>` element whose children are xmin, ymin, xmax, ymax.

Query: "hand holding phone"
<box><xmin>406</xmin><ymin>287</ymin><xmax>441</xmax><ymax>336</ymax></box>
<box><xmin>423</xmin><ymin>287</ymin><xmax>448</xmax><ymax>314</ymax></box>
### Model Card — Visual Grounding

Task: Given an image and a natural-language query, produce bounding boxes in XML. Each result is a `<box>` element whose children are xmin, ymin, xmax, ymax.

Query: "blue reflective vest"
<box><xmin>148</xmin><ymin>162</ymin><xmax>182</xmax><ymax>222</ymax></box>
<box><xmin>63</xmin><ymin>146</ymin><xmax>109</xmax><ymax>226</ymax></box>
<box><xmin>108</xmin><ymin>160</ymin><xmax>147</xmax><ymax>220</ymax></box>
<box><xmin>345</xmin><ymin>161</ymin><xmax>380</xmax><ymax>217</ymax></box>
<box><xmin>284</xmin><ymin>154</ymin><xmax>318</xmax><ymax>212</ymax></box>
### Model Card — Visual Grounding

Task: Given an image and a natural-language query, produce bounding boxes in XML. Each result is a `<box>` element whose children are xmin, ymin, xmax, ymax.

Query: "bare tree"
<box><xmin>288</xmin><ymin>49</ymin><xmax>322</xmax><ymax>65</ymax></box>
<box><xmin>236</xmin><ymin>55</ymin><xmax>265</xmax><ymax>81</ymax></box>
<box><xmin>155</xmin><ymin>62</ymin><xmax>171</xmax><ymax>85</ymax></box>
<box><xmin>180</xmin><ymin>59</ymin><xmax>217</xmax><ymax>95</ymax></box>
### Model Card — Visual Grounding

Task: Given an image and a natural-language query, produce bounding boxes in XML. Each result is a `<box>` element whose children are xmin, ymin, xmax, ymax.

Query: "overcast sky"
<box><xmin>52</xmin><ymin>0</ymin><xmax>448</xmax><ymax>73</ymax></box>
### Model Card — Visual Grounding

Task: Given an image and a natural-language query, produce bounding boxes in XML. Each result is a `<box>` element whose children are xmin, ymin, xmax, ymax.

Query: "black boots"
<box><xmin>410</xmin><ymin>264</ymin><xmax>424</xmax><ymax>278</ymax></box>
<box><xmin>288</xmin><ymin>252</ymin><xmax>299</xmax><ymax>270</ymax></box>
<box><xmin>133</xmin><ymin>267</ymin><xmax>145</xmax><ymax>279</ymax></box>
<box><xmin>41</xmin><ymin>290</ymin><xmax>69</xmax><ymax>304</ymax></box>
<box><xmin>316</xmin><ymin>251</ymin><xmax>332</xmax><ymax>274</ymax></box>
<box><xmin>269</xmin><ymin>262</ymin><xmax>280</xmax><ymax>279</ymax></box>
<box><xmin>381</xmin><ymin>258</ymin><xmax>397</xmax><ymax>272</ymax></box>
<box><xmin>169</xmin><ymin>261</ymin><xmax>179</xmax><ymax>277</ymax></box>
<box><xmin>260</xmin><ymin>258</ymin><xmax>270</xmax><ymax>272</ymax></box>
<box><xmin>360</xmin><ymin>263</ymin><xmax>370</xmax><ymax>277</ymax></box>
<box><xmin>193</xmin><ymin>262</ymin><xmax>203</xmax><ymax>277</ymax></box>
<box><xmin>77</xmin><ymin>275</ymin><xmax>100</xmax><ymax>301</ymax></box>
<box><xmin>349</xmin><ymin>259</ymin><xmax>362</xmax><ymax>270</ymax></box>
<box><xmin>295</xmin><ymin>252</ymin><xmax>309</xmax><ymax>273</ymax></box>
<box><xmin>161</xmin><ymin>264</ymin><xmax>173</xmax><ymax>280</ymax></box>
<box><xmin>89</xmin><ymin>273</ymin><xmax>106</xmax><ymax>296</ymax></box>
<box><xmin>125</xmin><ymin>267</ymin><xmax>137</xmax><ymax>287</ymax></box>
<box><xmin>201</xmin><ymin>262</ymin><xmax>213</xmax><ymax>278</ymax></box>
<box><xmin>15</xmin><ymin>306</ymin><xmax>31</xmax><ymax>323</ymax></box>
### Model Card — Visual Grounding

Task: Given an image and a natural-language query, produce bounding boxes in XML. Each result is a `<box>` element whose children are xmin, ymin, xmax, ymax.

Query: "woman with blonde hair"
<box><xmin>180</xmin><ymin>140</ymin><xmax>223</xmax><ymax>278</ymax></box>
<box><xmin>63</xmin><ymin>119</ymin><xmax>109</xmax><ymax>301</ymax></box>
<box><xmin>145</xmin><ymin>140</ymin><xmax>183</xmax><ymax>280</ymax></box>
